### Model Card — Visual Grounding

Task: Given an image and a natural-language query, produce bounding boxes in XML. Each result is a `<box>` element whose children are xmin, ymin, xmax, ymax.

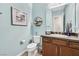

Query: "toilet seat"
<box><xmin>27</xmin><ymin>43</ymin><xmax>37</xmax><ymax>52</ymax></box>
<box><xmin>27</xmin><ymin>43</ymin><xmax>37</xmax><ymax>48</ymax></box>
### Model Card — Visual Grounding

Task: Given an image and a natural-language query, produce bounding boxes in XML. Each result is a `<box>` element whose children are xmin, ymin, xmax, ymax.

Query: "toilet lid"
<box><xmin>27</xmin><ymin>43</ymin><xmax>37</xmax><ymax>49</ymax></box>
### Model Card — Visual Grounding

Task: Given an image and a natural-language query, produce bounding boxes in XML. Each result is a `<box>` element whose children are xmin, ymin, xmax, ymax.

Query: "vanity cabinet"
<box><xmin>59</xmin><ymin>46</ymin><xmax>73</xmax><ymax>56</ymax></box>
<box><xmin>42</xmin><ymin>36</ymin><xmax>79</xmax><ymax>56</ymax></box>
<box><xmin>42</xmin><ymin>37</ymin><xmax>58</xmax><ymax>56</ymax></box>
<box><xmin>42</xmin><ymin>42</ymin><xmax>58</xmax><ymax>56</ymax></box>
<box><xmin>69</xmin><ymin>41</ymin><xmax>79</xmax><ymax>55</ymax></box>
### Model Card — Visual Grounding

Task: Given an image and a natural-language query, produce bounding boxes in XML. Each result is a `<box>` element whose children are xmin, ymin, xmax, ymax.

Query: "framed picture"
<box><xmin>11</xmin><ymin>6</ymin><xmax>27</xmax><ymax>26</ymax></box>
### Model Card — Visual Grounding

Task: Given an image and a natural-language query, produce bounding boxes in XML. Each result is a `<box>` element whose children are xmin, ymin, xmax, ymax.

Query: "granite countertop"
<box><xmin>41</xmin><ymin>34</ymin><xmax>79</xmax><ymax>41</ymax></box>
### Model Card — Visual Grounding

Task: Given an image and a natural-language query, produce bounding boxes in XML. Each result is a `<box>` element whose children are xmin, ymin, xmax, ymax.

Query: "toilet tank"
<box><xmin>33</xmin><ymin>36</ymin><xmax>41</xmax><ymax>44</ymax></box>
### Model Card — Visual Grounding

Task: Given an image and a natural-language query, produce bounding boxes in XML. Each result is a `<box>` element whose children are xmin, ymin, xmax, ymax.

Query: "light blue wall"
<box><xmin>46</xmin><ymin>8</ymin><xmax>52</xmax><ymax>31</ymax></box>
<box><xmin>65</xmin><ymin>4</ymin><xmax>76</xmax><ymax>32</ymax></box>
<box><xmin>32</xmin><ymin>3</ymin><xmax>47</xmax><ymax>35</ymax></box>
<box><xmin>0</xmin><ymin>3</ymin><xmax>32</xmax><ymax>56</ymax></box>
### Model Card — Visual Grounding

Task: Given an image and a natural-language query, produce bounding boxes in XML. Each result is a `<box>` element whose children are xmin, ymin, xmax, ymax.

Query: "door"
<box><xmin>59</xmin><ymin>46</ymin><xmax>72</xmax><ymax>56</ymax></box>
<box><xmin>53</xmin><ymin>15</ymin><xmax>64</xmax><ymax>32</ymax></box>
<box><xmin>42</xmin><ymin>42</ymin><xmax>58</xmax><ymax>56</ymax></box>
<box><xmin>72</xmin><ymin>48</ymin><xmax>79</xmax><ymax>56</ymax></box>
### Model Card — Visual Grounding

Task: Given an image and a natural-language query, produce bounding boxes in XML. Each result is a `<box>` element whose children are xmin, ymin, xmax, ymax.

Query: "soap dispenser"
<box><xmin>66</xmin><ymin>20</ymin><xmax>72</xmax><ymax>36</ymax></box>
<box><xmin>69</xmin><ymin>21</ymin><xmax>72</xmax><ymax>36</ymax></box>
<box><xmin>45</xmin><ymin>26</ymin><xmax>51</xmax><ymax>35</ymax></box>
<box><xmin>66</xmin><ymin>22</ymin><xmax>70</xmax><ymax>36</ymax></box>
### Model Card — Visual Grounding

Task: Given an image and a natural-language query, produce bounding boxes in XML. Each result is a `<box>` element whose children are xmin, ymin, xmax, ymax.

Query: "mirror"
<box><xmin>51</xmin><ymin>3</ymin><xmax>66</xmax><ymax>32</ymax></box>
<box><xmin>47</xmin><ymin>3</ymin><xmax>78</xmax><ymax>33</ymax></box>
<box><xmin>64</xmin><ymin>3</ymin><xmax>76</xmax><ymax>33</ymax></box>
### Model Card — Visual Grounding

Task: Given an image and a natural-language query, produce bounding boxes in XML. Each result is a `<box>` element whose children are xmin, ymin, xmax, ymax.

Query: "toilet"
<box><xmin>27</xmin><ymin>36</ymin><xmax>41</xmax><ymax>56</ymax></box>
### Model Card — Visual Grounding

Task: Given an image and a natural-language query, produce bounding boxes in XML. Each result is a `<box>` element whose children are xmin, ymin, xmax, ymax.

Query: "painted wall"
<box><xmin>45</xmin><ymin>8</ymin><xmax>52</xmax><ymax>31</ymax></box>
<box><xmin>32</xmin><ymin>3</ymin><xmax>47</xmax><ymax>35</ymax></box>
<box><xmin>0</xmin><ymin>3</ymin><xmax>32</xmax><ymax>56</ymax></box>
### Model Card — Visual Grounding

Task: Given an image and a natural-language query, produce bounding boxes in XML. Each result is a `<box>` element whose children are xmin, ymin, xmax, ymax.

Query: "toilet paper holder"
<box><xmin>20</xmin><ymin>40</ymin><xmax>25</xmax><ymax>45</ymax></box>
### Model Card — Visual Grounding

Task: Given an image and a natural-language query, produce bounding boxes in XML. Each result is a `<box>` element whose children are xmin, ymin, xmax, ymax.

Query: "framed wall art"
<box><xmin>11</xmin><ymin>6</ymin><xmax>27</xmax><ymax>26</ymax></box>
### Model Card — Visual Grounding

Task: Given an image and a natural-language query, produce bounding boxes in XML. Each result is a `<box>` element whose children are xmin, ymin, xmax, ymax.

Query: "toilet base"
<box><xmin>28</xmin><ymin>49</ymin><xmax>38</xmax><ymax>56</ymax></box>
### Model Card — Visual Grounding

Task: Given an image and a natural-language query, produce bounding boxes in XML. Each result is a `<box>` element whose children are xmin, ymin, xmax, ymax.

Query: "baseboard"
<box><xmin>17</xmin><ymin>49</ymin><xmax>28</xmax><ymax>56</ymax></box>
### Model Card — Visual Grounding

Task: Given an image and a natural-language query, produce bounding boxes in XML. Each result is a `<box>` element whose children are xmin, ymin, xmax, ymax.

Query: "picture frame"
<box><xmin>11</xmin><ymin>6</ymin><xmax>27</xmax><ymax>26</ymax></box>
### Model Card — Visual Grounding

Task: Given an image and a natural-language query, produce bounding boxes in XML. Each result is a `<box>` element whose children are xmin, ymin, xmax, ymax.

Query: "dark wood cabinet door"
<box><xmin>72</xmin><ymin>48</ymin><xmax>79</xmax><ymax>56</ymax></box>
<box><xmin>59</xmin><ymin>46</ymin><xmax>72</xmax><ymax>56</ymax></box>
<box><xmin>42</xmin><ymin>43</ymin><xmax>58</xmax><ymax>56</ymax></box>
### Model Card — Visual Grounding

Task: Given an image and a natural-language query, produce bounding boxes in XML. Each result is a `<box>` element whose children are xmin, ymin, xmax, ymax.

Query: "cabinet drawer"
<box><xmin>69</xmin><ymin>42</ymin><xmax>79</xmax><ymax>49</ymax></box>
<box><xmin>43</xmin><ymin>37</ymin><xmax>52</xmax><ymax>43</ymax></box>
<box><xmin>53</xmin><ymin>39</ymin><xmax>67</xmax><ymax>46</ymax></box>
